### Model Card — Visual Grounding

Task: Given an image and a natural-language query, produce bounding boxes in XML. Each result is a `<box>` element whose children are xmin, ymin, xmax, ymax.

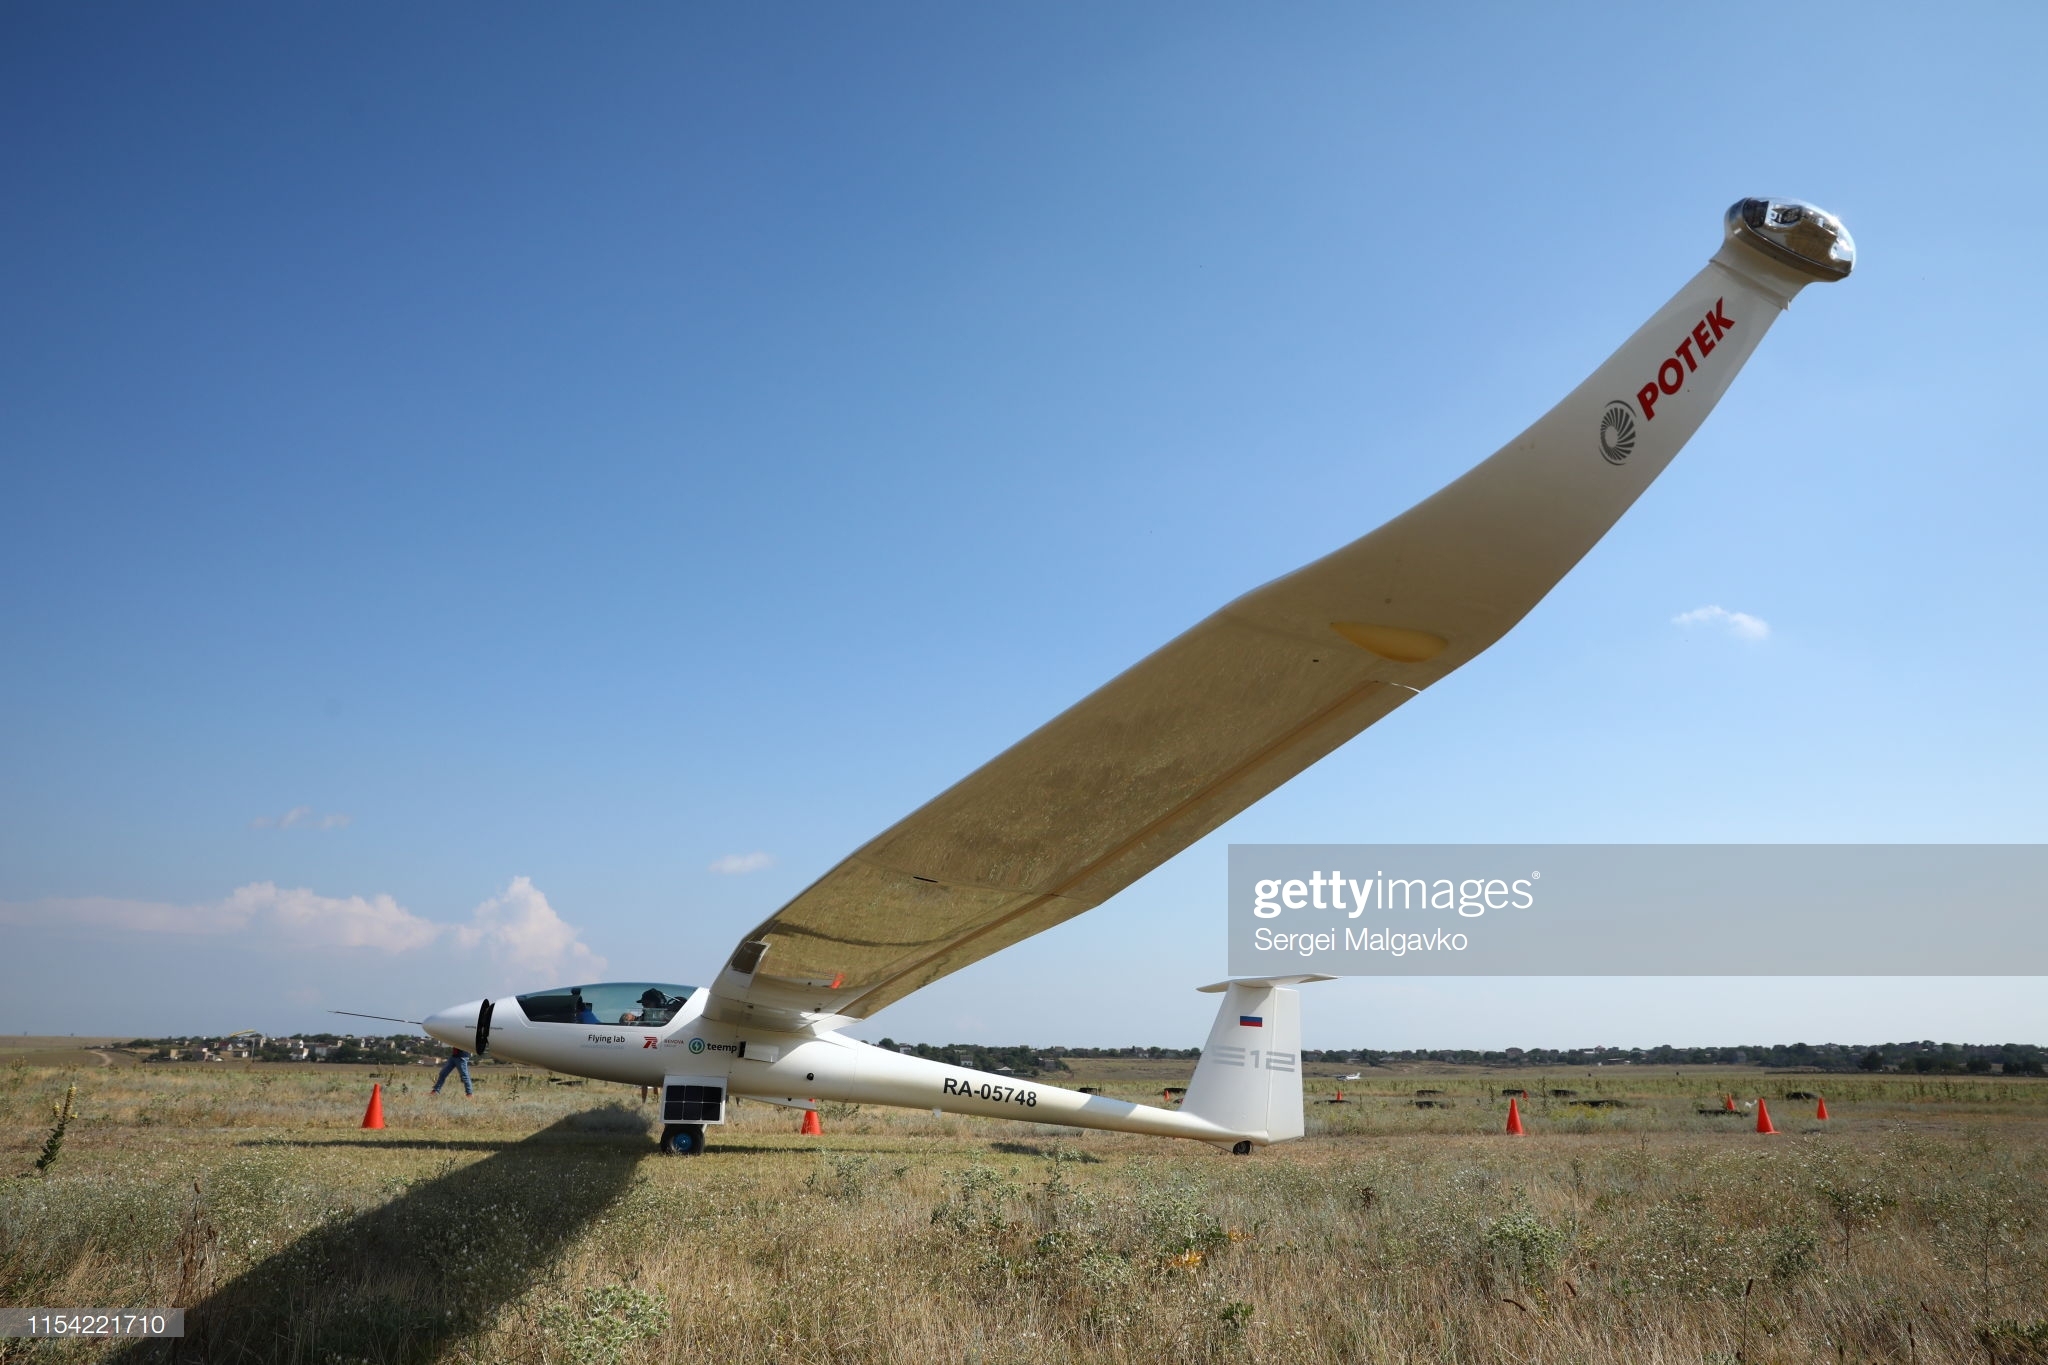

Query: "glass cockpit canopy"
<box><xmin>515</xmin><ymin>982</ymin><xmax>696</xmax><ymax>1027</ymax></box>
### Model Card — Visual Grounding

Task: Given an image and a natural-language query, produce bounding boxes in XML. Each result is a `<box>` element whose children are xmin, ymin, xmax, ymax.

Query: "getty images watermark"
<box><xmin>1227</xmin><ymin>845</ymin><xmax>2048</xmax><ymax>976</ymax></box>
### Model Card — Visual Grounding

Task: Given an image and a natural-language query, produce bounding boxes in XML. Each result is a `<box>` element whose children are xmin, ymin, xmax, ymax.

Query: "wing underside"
<box><xmin>709</xmin><ymin>213</ymin><xmax>1839</xmax><ymax>1026</ymax></box>
<box><xmin>719</xmin><ymin>616</ymin><xmax>1423</xmax><ymax>1022</ymax></box>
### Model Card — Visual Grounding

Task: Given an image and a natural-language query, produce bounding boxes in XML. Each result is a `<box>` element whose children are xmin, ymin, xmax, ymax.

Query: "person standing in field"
<box><xmin>432</xmin><ymin>1045</ymin><xmax>473</xmax><ymax>1097</ymax></box>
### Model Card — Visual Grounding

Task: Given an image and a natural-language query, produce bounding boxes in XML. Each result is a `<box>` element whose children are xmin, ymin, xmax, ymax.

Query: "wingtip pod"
<box><xmin>1724</xmin><ymin>197</ymin><xmax>1854</xmax><ymax>282</ymax></box>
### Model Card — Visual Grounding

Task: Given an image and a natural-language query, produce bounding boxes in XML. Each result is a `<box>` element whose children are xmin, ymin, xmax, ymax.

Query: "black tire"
<box><xmin>658</xmin><ymin>1123</ymin><xmax>706</xmax><ymax>1156</ymax></box>
<box><xmin>1231</xmin><ymin>1140</ymin><xmax>1253</xmax><ymax>1156</ymax></box>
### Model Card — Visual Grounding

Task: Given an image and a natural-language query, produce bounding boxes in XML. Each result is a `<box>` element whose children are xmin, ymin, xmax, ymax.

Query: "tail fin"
<box><xmin>1179</xmin><ymin>975</ymin><xmax>1331</xmax><ymax>1144</ymax></box>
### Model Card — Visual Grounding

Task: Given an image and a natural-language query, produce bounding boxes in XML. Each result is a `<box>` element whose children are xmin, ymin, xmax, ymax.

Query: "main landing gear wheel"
<box><xmin>1231</xmin><ymin>1140</ymin><xmax>1253</xmax><ymax>1156</ymax></box>
<box><xmin>659</xmin><ymin>1123</ymin><xmax>706</xmax><ymax>1156</ymax></box>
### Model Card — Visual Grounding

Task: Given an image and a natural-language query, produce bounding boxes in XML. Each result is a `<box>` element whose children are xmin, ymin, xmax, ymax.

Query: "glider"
<box><xmin>424</xmin><ymin>197</ymin><xmax>1854</xmax><ymax>1155</ymax></box>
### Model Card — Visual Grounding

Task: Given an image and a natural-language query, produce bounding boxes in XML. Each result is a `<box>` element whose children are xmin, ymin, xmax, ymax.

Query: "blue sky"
<box><xmin>4</xmin><ymin>5</ymin><xmax>2044</xmax><ymax>1048</ymax></box>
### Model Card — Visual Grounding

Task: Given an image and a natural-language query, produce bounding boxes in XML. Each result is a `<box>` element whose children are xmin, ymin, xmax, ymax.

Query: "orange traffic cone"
<box><xmin>1755</xmin><ymin>1098</ymin><xmax>1777</xmax><ymax>1135</ymax></box>
<box><xmin>1723</xmin><ymin>1093</ymin><xmax>1737</xmax><ymax>1112</ymax></box>
<box><xmin>799</xmin><ymin>1107</ymin><xmax>822</xmax><ymax>1136</ymax></box>
<box><xmin>1505</xmin><ymin>1097</ymin><xmax>1525</xmax><ymax>1135</ymax></box>
<box><xmin>361</xmin><ymin>1083</ymin><xmax>385</xmax><ymax>1130</ymax></box>
<box><xmin>1815</xmin><ymin>1096</ymin><xmax>1830</xmax><ymax>1121</ymax></box>
<box><xmin>1334</xmin><ymin>1088</ymin><xmax>1343</xmax><ymax>1102</ymax></box>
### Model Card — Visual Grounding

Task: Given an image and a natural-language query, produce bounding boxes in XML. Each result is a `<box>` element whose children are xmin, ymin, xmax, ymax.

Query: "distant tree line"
<box><xmin>1296</xmin><ymin>1041</ymin><xmax>2046</xmax><ymax>1074</ymax></box>
<box><xmin>870</xmin><ymin>1040</ymin><xmax>2045</xmax><ymax>1076</ymax></box>
<box><xmin>870</xmin><ymin>1039</ymin><xmax>2038</xmax><ymax>1075</ymax></box>
<box><xmin>123</xmin><ymin>1032</ymin><xmax>442</xmax><ymax>1065</ymax></box>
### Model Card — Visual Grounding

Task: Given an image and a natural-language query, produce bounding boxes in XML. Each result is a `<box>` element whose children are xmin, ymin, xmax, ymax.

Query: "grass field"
<box><xmin>4</xmin><ymin>1058</ymin><xmax>2047</xmax><ymax>1364</ymax></box>
<box><xmin>0</xmin><ymin>1042</ymin><xmax>138</xmax><ymax>1073</ymax></box>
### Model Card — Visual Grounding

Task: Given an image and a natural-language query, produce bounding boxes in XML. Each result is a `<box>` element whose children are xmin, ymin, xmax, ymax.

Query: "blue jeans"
<box><xmin>434</xmin><ymin>1054</ymin><xmax>473</xmax><ymax>1095</ymax></box>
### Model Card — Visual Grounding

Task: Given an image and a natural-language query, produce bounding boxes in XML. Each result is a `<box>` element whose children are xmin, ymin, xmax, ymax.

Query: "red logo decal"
<box><xmin>641</xmin><ymin>1036</ymin><xmax>658</xmax><ymax>1049</ymax></box>
<box><xmin>1638</xmin><ymin>298</ymin><xmax>1734</xmax><ymax>421</ymax></box>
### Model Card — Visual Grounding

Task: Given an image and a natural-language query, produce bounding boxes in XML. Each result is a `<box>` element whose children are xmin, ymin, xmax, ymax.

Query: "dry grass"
<box><xmin>4</xmin><ymin>1060</ymin><xmax>2047</xmax><ymax>1364</ymax></box>
<box><xmin>0</xmin><ymin>1042</ymin><xmax>137</xmax><ymax>1073</ymax></box>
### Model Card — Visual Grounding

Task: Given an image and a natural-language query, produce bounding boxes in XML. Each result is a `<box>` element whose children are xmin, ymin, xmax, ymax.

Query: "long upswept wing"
<box><xmin>707</xmin><ymin>199</ymin><xmax>1852</xmax><ymax>1027</ymax></box>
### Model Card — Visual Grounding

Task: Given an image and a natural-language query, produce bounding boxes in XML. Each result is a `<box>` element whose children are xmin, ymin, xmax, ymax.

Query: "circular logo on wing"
<box><xmin>687</xmin><ymin>1036</ymin><xmax>706</xmax><ymax>1055</ymax></box>
<box><xmin>1599</xmin><ymin>400</ymin><xmax>1637</xmax><ymax>466</ymax></box>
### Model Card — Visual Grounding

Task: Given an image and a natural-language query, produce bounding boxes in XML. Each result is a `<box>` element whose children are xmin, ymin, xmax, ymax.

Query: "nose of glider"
<box><xmin>423</xmin><ymin>999</ymin><xmax>484</xmax><ymax>1049</ymax></box>
<box><xmin>1725</xmin><ymin>197</ymin><xmax>1854</xmax><ymax>281</ymax></box>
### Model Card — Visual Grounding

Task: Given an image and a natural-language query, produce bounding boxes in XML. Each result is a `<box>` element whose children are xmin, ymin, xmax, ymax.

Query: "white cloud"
<box><xmin>1672</xmin><ymin>605</ymin><xmax>1770</xmax><ymax>642</ymax></box>
<box><xmin>452</xmin><ymin>876</ymin><xmax>605</xmax><ymax>979</ymax></box>
<box><xmin>251</xmin><ymin>805</ymin><xmax>353</xmax><ymax>831</ymax></box>
<box><xmin>0</xmin><ymin>878</ymin><xmax>604</xmax><ymax>978</ymax></box>
<box><xmin>708</xmin><ymin>851</ymin><xmax>774</xmax><ymax>875</ymax></box>
<box><xmin>13</xmin><ymin>893</ymin><xmax>248</xmax><ymax>937</ymax></box>
<box><xmin>226</xmin><ymin>882</ymin><xmax>441</xmax><ymax>952</ymax></box>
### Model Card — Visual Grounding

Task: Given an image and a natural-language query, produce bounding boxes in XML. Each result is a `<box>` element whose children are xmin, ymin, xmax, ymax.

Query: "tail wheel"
<box><xmin>659</xmin><ymin>1123</ymin><xmax>706</xmax><ymax>1156</ymax></box>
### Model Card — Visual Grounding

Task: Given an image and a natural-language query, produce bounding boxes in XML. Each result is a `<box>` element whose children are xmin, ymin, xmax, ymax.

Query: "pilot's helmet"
<box><xmin>640</xmin><ymin>988</ymin><xmax>668</xmax><ymax>1007</ymax></box>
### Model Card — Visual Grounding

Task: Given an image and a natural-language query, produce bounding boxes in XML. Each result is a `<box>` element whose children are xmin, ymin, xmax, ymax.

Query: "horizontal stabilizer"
<box><xmin>1195</xmin><ymin>974</ymin><xmax>1336</xmax><ymax>993</ymax></box>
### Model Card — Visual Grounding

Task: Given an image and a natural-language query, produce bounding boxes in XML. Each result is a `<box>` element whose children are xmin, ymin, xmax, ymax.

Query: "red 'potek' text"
<box><xmin>1638</xmin><ymin>299</ymin><xmax>1735</xmax><ymax>419</ymax></box>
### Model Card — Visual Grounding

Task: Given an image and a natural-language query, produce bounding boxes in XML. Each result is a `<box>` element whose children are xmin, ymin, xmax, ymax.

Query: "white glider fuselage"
<box><xmin>433</xmin><ymin>1003</ymin><xmax>1230</xmax><ymax>1142</ymax></box>
<box><xmin>426</xmin><ymin>977</ymin><xmax>1314</xmax><ymax>1148</ymax></box>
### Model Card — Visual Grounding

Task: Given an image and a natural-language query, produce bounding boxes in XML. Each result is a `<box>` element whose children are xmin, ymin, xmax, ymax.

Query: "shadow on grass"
<box><xmin>716</xmin><ymin>1141</ymin><xmax>936</xmax><ymax>1155</ymax></box>
<box><xmin>990</xmin><ymin>1140</ymin><xmax>1103</xmax><ymax>1162</ymax></box>
<box><xmin>234</xmin><ymin>1137</ymin><xmax>537</xmax><ymax>1152</ymax></box>
<box><xmin>114</xmin><ymin>1105</ymin><xmax>651</xmax><ymax>1365</ymax></box>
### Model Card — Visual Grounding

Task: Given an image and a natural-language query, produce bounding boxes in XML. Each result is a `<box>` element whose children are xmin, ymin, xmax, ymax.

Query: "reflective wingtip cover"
<box><xmin>1725</xmin><ymin>197</ymin><xmax>1855</xmax><ymax>281</ymax></box>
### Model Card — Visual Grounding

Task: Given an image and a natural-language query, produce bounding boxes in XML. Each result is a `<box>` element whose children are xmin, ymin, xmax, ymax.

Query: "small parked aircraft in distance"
<box><xmin>420</xmin><ymin>198</ymin><xmax>1854</xmax><ymax>1155</ymax></box>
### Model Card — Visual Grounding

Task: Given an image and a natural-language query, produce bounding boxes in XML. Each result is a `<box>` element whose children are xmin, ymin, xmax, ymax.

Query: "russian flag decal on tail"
<box><xmin>1239</xmin><ymin>1015</ymin><xmax>1263</xmax><ymax>1028</ymax></box>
